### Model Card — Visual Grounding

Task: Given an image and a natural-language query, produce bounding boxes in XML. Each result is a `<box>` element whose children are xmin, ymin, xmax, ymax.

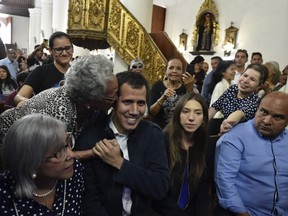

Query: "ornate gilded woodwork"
<box><xmin>191</xmin><ymin>0</ymin><xmax>220</xmax><ymax>52</ymax></box>
<box><xmin>67</xmin><ymin>0</ymin><xmax>167</xmax><ymax>84</ymax></box>
<box><xmin>68</xmin><ymin>0</ymin><xmax>110</xmax><ymax>49</ymax></box>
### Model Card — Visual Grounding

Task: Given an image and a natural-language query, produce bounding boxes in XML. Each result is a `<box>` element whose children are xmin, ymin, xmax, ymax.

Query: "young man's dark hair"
<box><xmin>251</xmin><ymin>52</ymin><xmax>262</xmax><ymax>59</ymax></box>
<box><xmin>116</xmin><ymin>71</ymin><xmax>149</xmax><ymax>100</ymax></box>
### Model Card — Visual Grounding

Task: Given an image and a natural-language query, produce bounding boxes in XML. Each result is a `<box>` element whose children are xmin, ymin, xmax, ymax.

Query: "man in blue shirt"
<box><xmin>215</xmin><ymin>91</ymin><xmax>288</xmax><ymax>216</ymax></box>
<box><xmin>0</xmin><ymin>49</ymin><xmax>18</xmax><ymax>80</ymax></box>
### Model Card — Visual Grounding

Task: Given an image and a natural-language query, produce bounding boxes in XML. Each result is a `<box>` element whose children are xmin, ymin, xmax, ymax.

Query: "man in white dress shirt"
<box><xmin>232</xmin><ymin>49</ymin><xmax>248</xmax><ymax>84</ymax></box>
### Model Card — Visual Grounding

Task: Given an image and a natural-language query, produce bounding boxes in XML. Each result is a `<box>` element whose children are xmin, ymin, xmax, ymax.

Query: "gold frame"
<box><xmin>191</xmin><ymin>0</ymin><xmax>219</xmax><ymax>52</ymax></box>
<box><xmin>224</xmin><ymin>23</ymin><xmax>238</xmax><ymax>49</ymax></box>
<box><xmin>179</xmin><ymin>32</ymin><xmax>188</xmax><ymax>50</ymax></box>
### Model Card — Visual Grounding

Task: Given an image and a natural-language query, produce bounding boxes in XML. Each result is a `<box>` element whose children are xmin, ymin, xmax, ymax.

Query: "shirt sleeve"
<box><xmin>214</xmin><ymin>134</ymin><xmax>247</xmax><ymax>213</ymax></box>
<box><xmin>24</xmin><ymin>66</ymin><xmax>43</xmax><ymax>93</ymax></box>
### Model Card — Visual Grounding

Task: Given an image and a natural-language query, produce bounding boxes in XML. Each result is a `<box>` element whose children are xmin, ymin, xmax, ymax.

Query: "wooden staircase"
<box><xmin>67</xmin><ymin>0</ymin><xmax>186</xmax><ymax>84</ymax></box>
<box><xmin>150</xmin><ymin>31</ymin><xmax>188</xmax><ymax>70</ymax></box>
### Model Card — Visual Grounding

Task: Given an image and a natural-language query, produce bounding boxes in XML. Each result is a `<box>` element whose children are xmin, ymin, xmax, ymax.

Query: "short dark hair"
<box><xmin>251</xmin><ymin>52</ymin><xmax>262</xmax><ymax>59</ymax></box>
<box><xmin>116</xmin><ymin>71</ymin><xmax>149</xmax><ymax>101</ymax></box>
<box><xmin>34</xmin><ymin>44</ymin><xmax>40</xmax><ymax>50</ymax></box>
<box><xmin>211</xmin><ymin>56</ymin><xmax>223</xmax><ymax>62</ymax></box>
<box><xmin>190</xmin><ymin>55</ymin><xmax>205</xmax><ymax>65</ymax></box>
<box><xmin>48</xmin><ymin>31</ymin><xmax>73</xmax><ymax>48</ymax></box>
<box><xmin>236</xmin><ymin>49</ymin><xmax>248</xmax><ymax>59</ymax></box>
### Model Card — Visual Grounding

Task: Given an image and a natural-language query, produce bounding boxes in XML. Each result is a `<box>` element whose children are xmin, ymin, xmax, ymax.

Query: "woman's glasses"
<box><xmin>45</xmin><ymin>132</ymin><xmax>75</xmax><ymax>162</ymax></box>
<box><xmin>53</xmin><ymin>46</ymin><xmax>73</xmax><ymax>54</ymax></box>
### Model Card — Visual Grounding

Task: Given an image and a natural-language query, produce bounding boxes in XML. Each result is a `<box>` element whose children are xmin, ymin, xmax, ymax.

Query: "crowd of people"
<box><xmin>0</xmin><ymin>31</ymin><xmax>288</xmax><ymax>216</ymax></box>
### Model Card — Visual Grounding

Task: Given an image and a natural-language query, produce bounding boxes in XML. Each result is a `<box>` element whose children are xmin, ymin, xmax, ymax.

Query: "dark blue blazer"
<box><xmin>76</xmin><ymin>113</ymin><xmax>169</xmax><ymax>216</ymax></box>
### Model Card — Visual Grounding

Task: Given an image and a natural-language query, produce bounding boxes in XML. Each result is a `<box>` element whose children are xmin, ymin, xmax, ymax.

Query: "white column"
<box><xmin>40</xmin><ymin>0</ymin><xmax>53</xmax><ymax>41</ymax></box>
<box><xmin>28</xmin><ymin>8</ymin><xmax>41</xmax><ymax>53</ymax></box>
<box><xmin>52</xmin><ymin>0</ymin><xmax>68</xmax><ymax>32</ymax></box>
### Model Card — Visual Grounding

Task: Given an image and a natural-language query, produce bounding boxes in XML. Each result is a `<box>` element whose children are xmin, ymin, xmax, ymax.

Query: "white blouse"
<box><xmin>210</xmin><ymin>79</ymin><xmax>231</xmax><ymax>119</ymax></box>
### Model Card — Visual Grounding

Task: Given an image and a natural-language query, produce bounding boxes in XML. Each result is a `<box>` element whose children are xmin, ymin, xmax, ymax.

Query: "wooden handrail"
<box><xmin>150</xmin><ymin>31</ymin><xmax>188</xmax><ymax>69</ymax></box>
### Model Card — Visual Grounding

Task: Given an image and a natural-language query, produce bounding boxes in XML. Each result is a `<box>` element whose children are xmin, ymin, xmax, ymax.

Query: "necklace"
<box><xmin>33</xmin><ymin>181</ymin><xmax>58</xmax><ymax>198</ymax></box>
<box><xmin>165</xmin><ymin>80</ymin><xmax>182</xmax><ymax>90</ymax></box>
<box><xmin>13</xmin><ymin>180</ymin><xmax>67</xmax><ymax>216</ymax></box>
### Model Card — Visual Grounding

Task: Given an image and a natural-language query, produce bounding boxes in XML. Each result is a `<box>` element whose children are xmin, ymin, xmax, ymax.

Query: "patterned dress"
<box><xmin>0</xmin><ymin>86</ymin><xmax>100</xmax><ymax>153</ymax></box>
<box><xmin>0</xmin><ymin>160</ymin><xmax>84</xmax><ymax>215</ymax></box>
<box><xmin>211</xmin><ymin>84</ymin><xmax>260</xmax><ymax>120</ymax></box>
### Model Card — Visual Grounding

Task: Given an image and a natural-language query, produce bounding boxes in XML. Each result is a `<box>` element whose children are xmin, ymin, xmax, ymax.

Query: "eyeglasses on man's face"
<box><xmin>53</xmin><ymin>46</ymin><xmax>73</xmax><ymax>54</ymax></box>
<box><xmin>45</xmin><ymin>132</ymin><xmax>75</xmax><ymax>162</ymax></box>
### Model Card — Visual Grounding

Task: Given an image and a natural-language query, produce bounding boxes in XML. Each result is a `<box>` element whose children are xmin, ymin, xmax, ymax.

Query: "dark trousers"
<box><xmin>214</xmin><ymin>205</ymin><xmax>236</xmax><ymax>216</ymax></box>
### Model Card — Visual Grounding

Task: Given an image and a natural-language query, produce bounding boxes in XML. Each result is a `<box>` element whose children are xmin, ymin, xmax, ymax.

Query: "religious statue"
<box><xmin>197</xmin><ymin>13</ymin><xmax>214</xmax><ymax>51</ymax></box>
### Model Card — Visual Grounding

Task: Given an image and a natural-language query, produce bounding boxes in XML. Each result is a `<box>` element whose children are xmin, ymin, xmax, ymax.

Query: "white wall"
<box><xmin>156</xmin><ymin>0</ymin><xmax>288</xmax><ymax>69</ymax></box>
<box><xmin>9</xmin><ymin>0</ymin><xmax>288</xmax><ymax>70</ymax></box>
<box><xmin>11</xmin><ymin>15</ymin><xmax>29</xmax><ymax>53</ymax></box>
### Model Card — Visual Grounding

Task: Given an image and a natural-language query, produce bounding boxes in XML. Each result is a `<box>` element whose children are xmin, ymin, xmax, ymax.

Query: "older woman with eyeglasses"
<box><xmin>14</xmin><ymin>31</ymin><xmax>74</xmax><ymax>107</ymax></box>
<box><xmin>0</xmin><ymin>54</ymin><xmax>118</xmax><ymax>160</ymax></box>
<box><xmin>0</xmin><ymin>114</ymin><xmax>84</xmax><ymax>215</ymax></box>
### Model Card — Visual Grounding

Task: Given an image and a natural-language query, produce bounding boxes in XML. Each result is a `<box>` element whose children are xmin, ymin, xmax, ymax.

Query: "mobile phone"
<box><xmin>43</xmin><ymin>39</ymin><xmax>48</xmax><ymax>47</ymax></box>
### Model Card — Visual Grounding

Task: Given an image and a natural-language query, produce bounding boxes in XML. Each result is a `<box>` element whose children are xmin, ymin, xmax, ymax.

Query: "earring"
<box><xmin>31</xmin><ymin>173</ymin><xmax>37</xmax><ymax>179</ymax></box>
<box><xmin>86</xmin><ymin>104</ymin><xmax>90</xmax><ymax>109</ymax></box>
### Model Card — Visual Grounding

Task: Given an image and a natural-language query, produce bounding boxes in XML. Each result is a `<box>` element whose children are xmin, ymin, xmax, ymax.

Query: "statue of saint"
<box><xmin>197</xmin><ymin>13</ymin><xmax>214</xmax><ymax>51</ymax></box>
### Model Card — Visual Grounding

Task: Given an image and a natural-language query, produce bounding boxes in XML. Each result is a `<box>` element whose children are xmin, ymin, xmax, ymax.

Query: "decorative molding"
<box><xmin>67</xmin><ymin>0</ymin><xmax>167</xmax><ymax>84</ymax></box>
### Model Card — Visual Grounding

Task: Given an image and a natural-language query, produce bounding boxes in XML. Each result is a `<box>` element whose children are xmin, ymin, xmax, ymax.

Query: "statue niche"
<box><xmin>196</xmin><ymin>13</ymin><xmax>214</xmax><ymax>51</ymax></box>
<box><xmin>190</xmin><ymin>0</ymin><xmax>219</xmax><ymax>55</ymax></box>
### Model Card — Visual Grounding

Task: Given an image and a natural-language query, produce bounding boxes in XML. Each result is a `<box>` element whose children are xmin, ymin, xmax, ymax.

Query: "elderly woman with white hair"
<box><xmin>0</xmin><ymin>114</ymin><xmax>83</xmax><ymax>215</ymax></box>
<box><xmin>0</xmin><ymin>54</ymin><xmax>118</xmax><ymax>160</ymax></box>
<box><xmin>129</xmin><ymin>58</ymin><xmax>145</xmax><ymax>73</ymax></box>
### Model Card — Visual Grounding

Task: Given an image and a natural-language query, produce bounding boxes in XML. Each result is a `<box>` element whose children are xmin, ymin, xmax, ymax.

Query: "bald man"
<box><xmin>215</xmin><ymin>92</ymin><xmax>288</xmax><ymax>216</ymax></box>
